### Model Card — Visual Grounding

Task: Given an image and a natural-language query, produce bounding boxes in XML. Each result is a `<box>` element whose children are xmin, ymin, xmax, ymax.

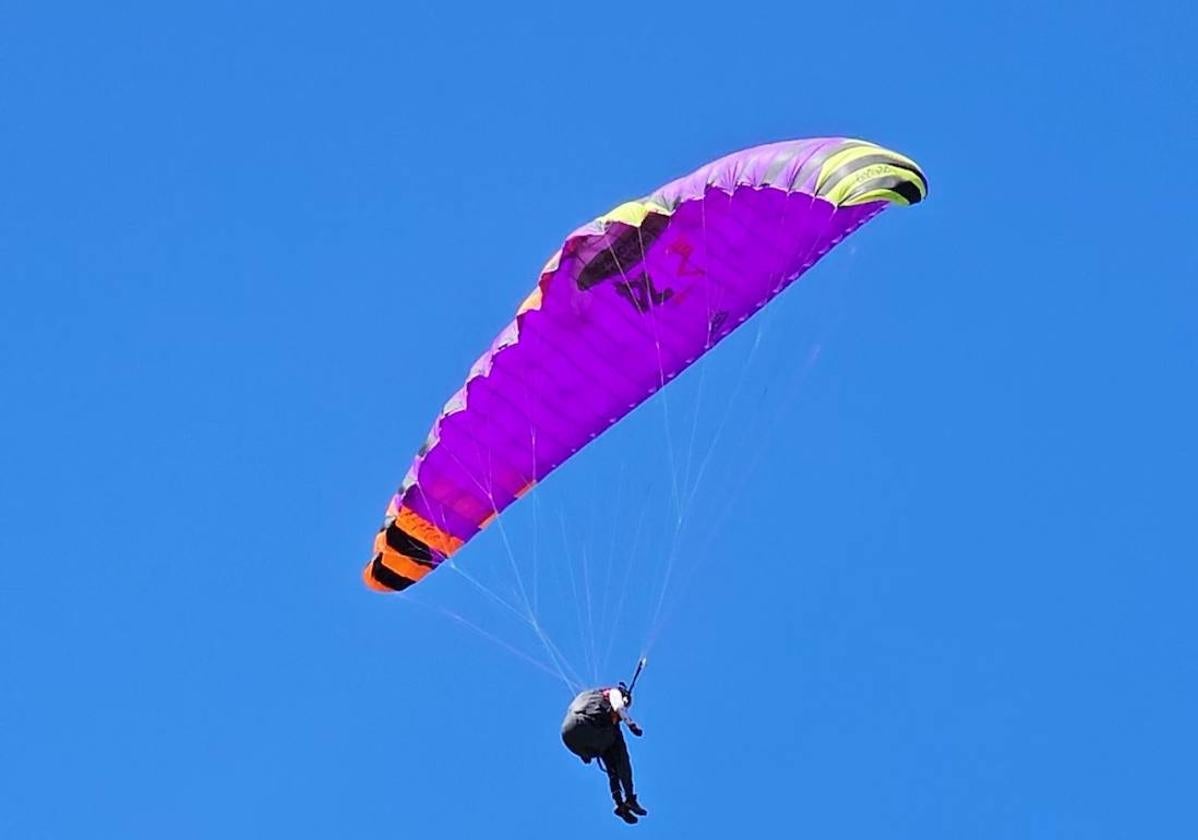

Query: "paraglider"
<box><xmin>562</xmin><ymin>660</ymin><xmax>649</xmax><ymax>823</ymax></box>
<box><xmin>365</xmin><ymin>135</ymin><xmax>927</xmax><ymax>819</ymax></box>
<box><xmin>364</xmin><ymin>136</ymin><xmax>927</xmax><ymax>594</ymax></box>
<box><xmin>561</xmin><ymin>681</ymin><xmax>645</xmax><ymax>823</ymax></box>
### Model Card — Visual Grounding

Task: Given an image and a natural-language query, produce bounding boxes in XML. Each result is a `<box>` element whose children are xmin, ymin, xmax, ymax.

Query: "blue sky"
<box><xmin>2</xmin><ymin>1</ymin><xmax>1196</xmax><ymax>837</ymax></box>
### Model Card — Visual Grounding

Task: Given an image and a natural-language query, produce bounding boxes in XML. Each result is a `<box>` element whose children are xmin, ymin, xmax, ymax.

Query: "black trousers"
<box><xmin>562</xmin><ymin>715</ymin><xmax>635</xmax><ymax>801</ymax></box>
<box><xmin>599</xmin><ymin>727</ymin><xmax>634</xmax><ymax>801</ymax></box>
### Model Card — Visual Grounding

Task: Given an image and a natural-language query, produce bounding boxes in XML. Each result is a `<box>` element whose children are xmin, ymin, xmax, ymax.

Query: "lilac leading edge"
<box><xmin>366</xmin><ymin>137</ymin><xmax>928</xmax><ymax>592</ymax></box>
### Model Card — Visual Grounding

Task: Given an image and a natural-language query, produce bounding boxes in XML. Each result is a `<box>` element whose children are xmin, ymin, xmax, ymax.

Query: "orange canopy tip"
<box><xmin>362</xmin><ymin>562</ymin><xmax>397</xmax><ymax>593</ymax></box>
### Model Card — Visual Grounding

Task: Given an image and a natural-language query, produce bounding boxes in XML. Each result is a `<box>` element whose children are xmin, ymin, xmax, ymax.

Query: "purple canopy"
<box><xmin>367</xmin><ymin>137</ymin><xmax>927</xmax><ymax>592</ymax></box>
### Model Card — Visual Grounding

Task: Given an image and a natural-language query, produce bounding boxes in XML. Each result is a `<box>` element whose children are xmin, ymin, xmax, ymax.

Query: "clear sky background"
<box><xmin>2</xmin><ymin>1</ymin><xmax>1196</xmax><ymax>837</ymax></box>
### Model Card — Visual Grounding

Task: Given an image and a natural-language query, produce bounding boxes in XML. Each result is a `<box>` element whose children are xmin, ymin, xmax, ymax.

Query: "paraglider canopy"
<box><xmin>365</xmin><ymin>137</ymin><xmax>927</xmax><ymax>593</ymax></box>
